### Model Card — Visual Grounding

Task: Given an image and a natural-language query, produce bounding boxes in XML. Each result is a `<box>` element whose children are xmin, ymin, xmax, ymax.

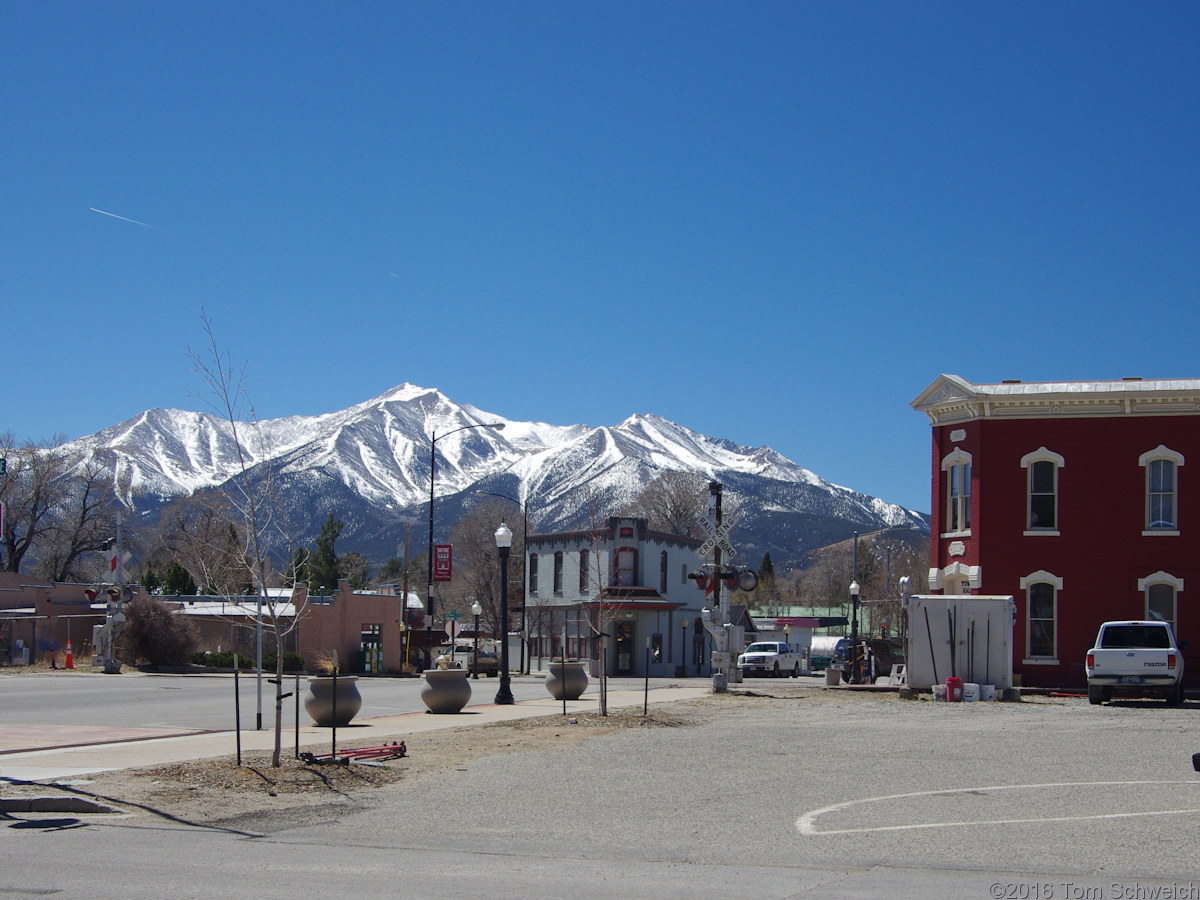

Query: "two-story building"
<box><xmin>524</xmin><ymin>516</ymin><xmax>707</xmax><ymax>677</ymax></box>
<box><xmin>912</xmin><ymin>374</ymin><xmax>1200</xmax><ymax>688</ymax></box>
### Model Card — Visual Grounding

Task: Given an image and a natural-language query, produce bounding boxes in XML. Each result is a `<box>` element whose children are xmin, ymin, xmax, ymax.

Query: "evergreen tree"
<box><xmin>140</xmin><ymin>566</ymin><xmax>161</xmax><ymax>595</ymax></box>
<box><xmin>309</xmin><ymin>514</ymin><xmax>344</xmax><ymax>594</ymax></box>
<box><xmin>162</xmin><ymin>561</ymin><xmax>198</xmax><ymax>595</ymax></box>
<box><xmin>757</xmin><ymin>551</ymin><xmax>781</xmax><ymax>613</ymax></box>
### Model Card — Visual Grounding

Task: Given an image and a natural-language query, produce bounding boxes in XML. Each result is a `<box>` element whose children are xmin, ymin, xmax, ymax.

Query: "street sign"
<box><xmin>694</xmin><ymin>514</ymin><xmax>737</xmax><ymax>560</ymax></box>
<box><xmin>445</xmin><ymin>620</ymin><xmax>460</xmax><ymax>640</ymax></box>
<box><xmin>444</xmin><ymin>610</ymin><xmax>462</xmax><ymax>621</ymax></box>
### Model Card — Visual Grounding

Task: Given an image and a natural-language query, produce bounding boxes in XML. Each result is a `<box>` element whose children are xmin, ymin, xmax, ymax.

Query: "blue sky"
<box><xmin>4</xmin><ymin>2</ymin><xmax>1198</xmax><ymax>514</ymax></box>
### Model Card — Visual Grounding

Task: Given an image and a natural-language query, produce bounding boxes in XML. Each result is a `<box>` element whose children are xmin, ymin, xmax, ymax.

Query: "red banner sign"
<box><xmin>433</xmin><ymin>544</ymin><xmax>453</xmax><ymax>582</ymax></box>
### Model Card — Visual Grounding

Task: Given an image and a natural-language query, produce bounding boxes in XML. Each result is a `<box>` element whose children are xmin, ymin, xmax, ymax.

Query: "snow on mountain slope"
<box><xmin>55</xmin><ymin>383</ymin><xmax>927</xmax><ymax>563</ymax></box>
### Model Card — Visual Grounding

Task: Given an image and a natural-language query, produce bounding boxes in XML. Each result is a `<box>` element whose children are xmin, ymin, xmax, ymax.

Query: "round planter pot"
<box><xmin>421</xmin><ymin>668</ymin><xmax>473</xmax><ymax>714</ymax></box>
<box><xmin>546</xmin><ymin>660</ymin><xmax>589</xmax><ymax>701</ymax></box>
<box><xmin>304</xmin><ymin>675</ymin><xmax>363</xmax><ymax>726</ymax></box>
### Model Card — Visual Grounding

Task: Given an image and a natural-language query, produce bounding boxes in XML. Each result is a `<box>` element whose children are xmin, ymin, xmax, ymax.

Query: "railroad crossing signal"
<box><xmin>694</xmin><ymin>514</ymin><xmax>736</xmax><ymax>560</ymax></box>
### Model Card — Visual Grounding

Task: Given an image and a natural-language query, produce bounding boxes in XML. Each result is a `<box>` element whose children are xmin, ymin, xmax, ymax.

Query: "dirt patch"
<box><xmin>10</xmin><ymin>702</ymin><xmax>717</xmax><ymax>831</ymax></box>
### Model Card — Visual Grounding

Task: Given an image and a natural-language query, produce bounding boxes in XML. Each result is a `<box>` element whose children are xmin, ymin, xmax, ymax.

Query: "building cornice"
<box><xmin>911</xmin><ymin>374</ymin><xmax>1200</xmax><ymax>426</ymax></box>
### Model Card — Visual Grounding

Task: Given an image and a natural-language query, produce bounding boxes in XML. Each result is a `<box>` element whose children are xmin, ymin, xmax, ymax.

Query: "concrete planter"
<box><xmin>304</xmin><ymin>675</ymin><xmax>362</xmax><ymax>726</ymax></box>
<box><xmin>546</xmin><ymin>660</ymin><xmax>589</xmax><ymax>701</ymax></box>
<box><xmin>421</xmin><ymin>668</ymin><xmax>472</xmax><ymax>714</ymax></box>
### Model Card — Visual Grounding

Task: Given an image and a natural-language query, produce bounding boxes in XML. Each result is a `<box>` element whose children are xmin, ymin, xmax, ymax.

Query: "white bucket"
<box><xmin>962</xmin><ymin>682</ymin><xmax>980</xmax><ymax>702</ymax></box>
<box><xmin>932</xmin><ymin>684</ymin><xmax>947</xmax><ymax>701</ymax></box>
<box><xmin>979</xmin><ymin>684</ymin><xmax>996</xmax><ymax>702</ymax></box>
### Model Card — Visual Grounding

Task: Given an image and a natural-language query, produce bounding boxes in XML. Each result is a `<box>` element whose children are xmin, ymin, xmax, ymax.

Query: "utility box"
<box><xmin>905</xmin><ymin>595</ymin><xmax>1015</xmax><ymax>690</ymax></box>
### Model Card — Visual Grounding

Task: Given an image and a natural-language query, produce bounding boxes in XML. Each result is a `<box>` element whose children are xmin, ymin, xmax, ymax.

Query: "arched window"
<box><xmin>614</xmin><ymin>548</ymin><xmax>637</xmax><ymax>586</ymax></box>
<box><xmin>1140</xmin><ymin>446</ymin><xmax>1184</xmax><ymax>534</ymax></box>
<box><xmin>1020</xmin><ymin>570</ymin><xmax>1062</xmax><ymax>662</ymax></box>
<box><xmin>528</xmin><ymin>554</ymin><xmax>539</xmax><ymax>595</ymax></box>
<box><xmin>941</xmin><ymin>448</ymin><xmax>972</xmax><ymax>536</ymax></box>
<box><xmin>1021</xmin><ymin>448</ymin><xmax>1064</xmax><ymax>534</ymax></box>
<box><xmin>579</xmin><ymin>548</ymin><xmax>590</xmax><ymax>592</ymax></box>
<box><xmin>1138</xmin><ymin>571</ymin><xmax>1183</xmax><ymax>634</ymax></box>
<box><xmin>553</xmin><ymin>551</ymin><xmax>564</xmax><ymax>595</ymax></box>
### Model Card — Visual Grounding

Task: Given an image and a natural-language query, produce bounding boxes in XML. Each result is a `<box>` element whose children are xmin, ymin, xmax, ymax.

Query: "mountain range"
<box><xmin>59</xmin><ymin>384</ymin><xmax>930</xmax><ymax>570</ymax></box>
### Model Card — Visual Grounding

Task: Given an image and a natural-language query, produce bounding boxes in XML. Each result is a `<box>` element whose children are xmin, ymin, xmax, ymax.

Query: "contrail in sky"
<box><xmin>89</xmin><ymin>207</ymin><xmax>165</xmax><ymax>232</ymax></box>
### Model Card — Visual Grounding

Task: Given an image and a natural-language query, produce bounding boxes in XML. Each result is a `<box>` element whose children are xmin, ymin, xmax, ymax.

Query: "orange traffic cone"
<box><xmin>65</xmin><ymin>640</ymin><xmax>74</xmax><ymax>669</ymax></box>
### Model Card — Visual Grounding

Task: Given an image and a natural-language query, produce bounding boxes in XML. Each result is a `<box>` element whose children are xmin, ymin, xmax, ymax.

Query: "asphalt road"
<box><xmin>5</xmin><ymin>682</ymin><xmax>1200</xmax><ymax>898</ymax></box>
<box><xmin>0</xmin><ymin>668</ymin><xmax>706</xmax><ymax>731</ymax></box>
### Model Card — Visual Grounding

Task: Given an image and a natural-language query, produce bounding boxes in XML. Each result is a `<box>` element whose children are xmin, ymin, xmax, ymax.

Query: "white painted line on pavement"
<box><xmin>797</xmin><ymin>780</ymin><xmax>1200</xmax><ymax>836</ymax></box>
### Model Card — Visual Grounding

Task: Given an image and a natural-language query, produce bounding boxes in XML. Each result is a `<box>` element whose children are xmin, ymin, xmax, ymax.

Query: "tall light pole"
<box><xmin>849</xmin><ymin>580</ymin><xmax>860</xmax><ymax>684</ymax></box>
<box><xmin>471</xmin><ymin>599</ymin><xmax>482</xmax><ymax>679</ymax></box>
<box><xmin>426</xmin><ymin>422</ymin><xmax>505</xmax><ymax>666</ymax></box>
<box><xmin>681</xmin><ymin>616</ymin><xmax>689</xmax><ymax>677</ymax></box>
<box><xmin>494</xmin><ymin>522</ymin><xmax>515</xmax><ymax>704</ymax></box>
<box><xmin>476</xmin><ymin>489</ymin><xmax>528</xmax><ymax>673</ymax></box>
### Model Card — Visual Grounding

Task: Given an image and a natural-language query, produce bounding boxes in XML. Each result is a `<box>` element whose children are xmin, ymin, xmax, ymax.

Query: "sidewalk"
<box><xmin>0</xmin><ymin>684</ymin><xmax>713</xmax><ymax>781</ymax></box>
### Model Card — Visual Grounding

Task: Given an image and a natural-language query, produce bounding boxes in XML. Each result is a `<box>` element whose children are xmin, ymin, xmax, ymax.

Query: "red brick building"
<box><xmin>912</xmin><ymin>375</ymin><xmax>1200</xmax><ymax>688</ymax></box>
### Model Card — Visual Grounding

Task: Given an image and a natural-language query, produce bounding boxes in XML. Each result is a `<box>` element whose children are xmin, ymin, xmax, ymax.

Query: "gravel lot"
<box><xmin>10</xmin><ymin>684</ymin><xmax>1200</xmax><ymax>897</ymax></box>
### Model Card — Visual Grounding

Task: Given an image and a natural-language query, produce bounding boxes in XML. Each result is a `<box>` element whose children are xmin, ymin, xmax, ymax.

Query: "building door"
<box><xmin>615</xmin><ymin>622</ymin><xmax>635</xmax><ymax>675</ymax></box>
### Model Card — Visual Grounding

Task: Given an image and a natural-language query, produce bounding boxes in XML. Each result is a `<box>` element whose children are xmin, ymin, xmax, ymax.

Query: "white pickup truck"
<box><xmin>1085</xmin><ymin>620</ymin><xmax>1185</xmax><ymax>705</ymax></box>
<box><xmin>737</xmin><ymin>641</ymin><xmax>805</xmax><ymax>678</ymax></box>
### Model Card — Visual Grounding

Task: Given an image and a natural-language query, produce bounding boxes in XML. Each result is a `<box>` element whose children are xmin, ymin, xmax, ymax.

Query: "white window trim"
<box><xmin>1021</xmin><ymin>448</ymin><xmax>1064</xmax><ymax>536</ymax></box>
<box><xmin>1019</xmin><ymin>570</ymin><xmax>1061</xmax><ymax>664</ymax></box>
<box><xmin>940</xmin><ymin>448</ymin><xmax>973</xmax><ymax>538</ymax></box>
<box><xmin>1138</xmin><ymin>571</ymin><xmax>1182</xmax><ymax>630</ymax></box>
<box><xmin>1140</xmin><ymin>446</ymin><xmax>1184</xmax><ymax>536</ymax></box>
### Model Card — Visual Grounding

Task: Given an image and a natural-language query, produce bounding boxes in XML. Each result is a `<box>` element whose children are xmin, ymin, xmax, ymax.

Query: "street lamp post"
<box><xmin>471</xmin><ymin>599</ymin><xmax>482</xmax><ymax>679</ymax></box>
<box><xmin>476</xmin><ymin>490</ymin><xmax>528</xmax><ymax>673</ymax></box>
<box><xmin>681</xmin><ymin>616</ymin><xmax>688</xmax><ymax>677</ymax></box>
<box><xmin>849</xmin><ymin>580</ymin><xmax>860</xmax><ymax>684</ymax></box>
<box><xmin>426</xmin><ymin>422</ymin><xmax>505</xmax><ymax>668</ymax></box>
<box><xmin>494</xmin><ymin>522</ymin><xmax>515</xmax><ymax>704</ymax></box>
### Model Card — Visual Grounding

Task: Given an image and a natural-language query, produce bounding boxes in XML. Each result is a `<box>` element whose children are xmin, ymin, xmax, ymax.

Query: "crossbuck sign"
<box><xmin>695</xmin><ymin>514</ymin><xmax>736</xmax><ymax>561</ymax></box>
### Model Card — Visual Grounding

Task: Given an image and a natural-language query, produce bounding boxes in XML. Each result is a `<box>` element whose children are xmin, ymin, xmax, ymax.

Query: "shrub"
<box><xmin>118</xmin><ymin>596</ymin><xmax>197</xmax><ymax>668</ymax></box>
<box><xmin>192</xmin><ymin>649</ymin><xmax>305</xmax><ymax>672</ymax></box>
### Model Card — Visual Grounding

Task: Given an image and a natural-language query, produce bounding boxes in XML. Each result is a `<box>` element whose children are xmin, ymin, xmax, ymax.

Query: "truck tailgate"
<box><xmin>1089</xmin><ymin>648</ymin><xmax>1175</xmax><ymax>677</ymax></box>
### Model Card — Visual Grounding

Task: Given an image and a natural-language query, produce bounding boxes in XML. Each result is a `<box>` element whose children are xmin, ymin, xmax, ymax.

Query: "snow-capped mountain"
<box><xmin>59</xmin><ymin>384</ymin><xmax>929</xmax><ymax>567</ymax></box>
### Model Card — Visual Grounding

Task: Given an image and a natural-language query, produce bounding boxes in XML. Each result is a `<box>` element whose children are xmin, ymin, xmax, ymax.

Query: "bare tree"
<box><xmin>38</xmin><ymin>456</ymin><xmax>118</xmax><ymax>583</ymax></box>
<box><xmin>444</xmin><ymin>499</ymin><xmax>529</xmax><ymax>643</ymax></box>
<box><xmin>0</xmin><ymin>433</ymin><xmax>118</xmax><ymax>580</ymax></box>
<box><xmin>621</xmin><ymin>470</ymin><xmax>709</xmax><ymax>536</ymax></box>
<box><xmin>155</xmin><ymin>495</ymin><xmax>251</xmax><ymax>594</ymax></box>
<box><xmin>187</xmin><ymin>311</ymin><xmax>306</xmax><ymax>767</ymax></box>
<box><xmin>570</xmin><ymin>488</ymin><xmax>632</xmax><ymax>715</ymax></box>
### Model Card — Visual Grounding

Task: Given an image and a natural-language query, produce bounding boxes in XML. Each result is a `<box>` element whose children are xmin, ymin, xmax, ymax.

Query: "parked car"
<box><xmin>1086</xmin><ymin>620</ymin><xmax>1185</xmax><ymax>705</ymax></box>
<box><xmin>809</xmin><ymin>636</ymin><xmax>849</xmax><ymax>672</ymax></box>
<box><xmin>737</xmin><ymin>641</ymin><xmax>804</xmax><ymax>677</ymax></box>
<box><xmin>434</xmin><ymin>640</ymin><xmax>500</xmax><ymax>676</ymax></box>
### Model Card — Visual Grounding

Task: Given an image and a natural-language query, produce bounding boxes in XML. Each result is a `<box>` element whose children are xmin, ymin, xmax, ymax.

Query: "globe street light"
<box><xmin>476</xmin><ymin>490</ymin><xmax>529</xmax><ymax>673</ymax></box>
<box><xmin>494</xmin><ymin>522</ymin><xmax>515</xmax><ymax>705</ymax></box>
<box><xmin>426</xmin><ymin>421</ymin><xmax>505</xmax><ymax>666</ymax></box>
<box><xmin>849</xmin><ymin>580</ymin><xmax>861</xmax><ymax>684</ymax></box>
<box><xmin>471</xmin><ymin>599</ymin><xmax>483</xmax><ymax>679</ymax></box>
